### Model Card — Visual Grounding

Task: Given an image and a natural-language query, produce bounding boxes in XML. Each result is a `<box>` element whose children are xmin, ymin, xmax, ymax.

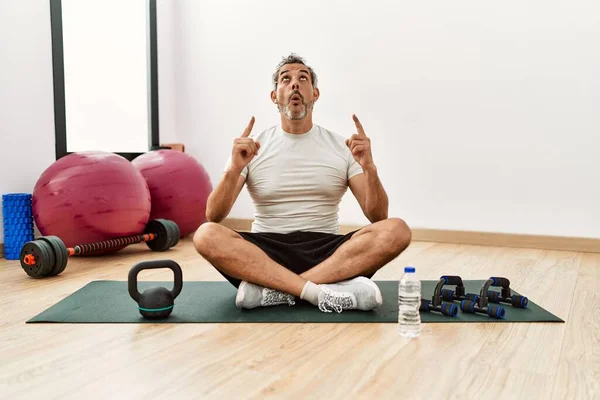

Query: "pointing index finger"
<box><xmin>241</xmin><ymin>116</ymin><xmax>255</xmax><ymax>137</ymax></box>
<box><xmin>353</xmin><ymin>114</ymin><xmax>367</xmax><ymax>137</ymax></box>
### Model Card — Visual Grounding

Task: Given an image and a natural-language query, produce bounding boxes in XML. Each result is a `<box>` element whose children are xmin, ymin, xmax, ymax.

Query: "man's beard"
<box><xmin>277</xmin><ymin>93</ymin><xmax>314</xmax><ymax>120</ymax></box>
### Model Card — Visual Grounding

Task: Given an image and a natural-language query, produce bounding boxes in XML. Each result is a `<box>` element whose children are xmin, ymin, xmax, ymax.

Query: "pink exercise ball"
<box><xmin>32</xmin><ymin>151</ymin><xmax>152</xmax><ymax>252</ymax></box>
<box><xmin>132</xmin><ymin>150</ymin><xmax>213</xmax><ymax>237</ymax></box>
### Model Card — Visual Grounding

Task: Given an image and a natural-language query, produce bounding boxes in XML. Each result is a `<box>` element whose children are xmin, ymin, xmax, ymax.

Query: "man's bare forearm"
<box><xmin>363</xmin><ymin>165</ymin><xmax>389</xmax><ymax>222</ymax></box>
<box><xmin>205</xmin><ymin>168</ymin><xmax>243</xmax><ymax>223</ymax></box>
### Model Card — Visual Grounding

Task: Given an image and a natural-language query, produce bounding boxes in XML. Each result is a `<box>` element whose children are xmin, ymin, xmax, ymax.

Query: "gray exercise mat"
<box><xmin>27</xmin><ymin>280</ymin><xmax>563</xmax><ymax>323</ymax></box>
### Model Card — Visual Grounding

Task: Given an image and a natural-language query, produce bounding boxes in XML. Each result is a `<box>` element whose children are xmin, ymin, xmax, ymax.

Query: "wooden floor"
<box><xmin>0</xmin><ymin>237</ymin><xmax>598</xmax><ymax>399</ymax></box>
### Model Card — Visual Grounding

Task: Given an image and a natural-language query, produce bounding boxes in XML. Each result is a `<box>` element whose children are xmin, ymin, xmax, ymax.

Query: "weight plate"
<box><xmin>52</xmin><ymin>236</ymin><xmax>69</xmax><ymax>275</ymax></box>
<box><xmin>37</xmin><ymin>241</ymin><xmax>54</xmax><ymax>278</ymax></box>
<box><xmin>40</xmin><ymin>236</ymin><xmax>69</xmax><ymax>276</ymax></box>
<box><xmin>144</xmin><ymin>219</ymin><xmax>172</xmax><ymax>252</ymax></box>
<box><xmin>165</xmin><ymin>220</ymin><xmax>180</xmax><ymax>248</ymax></box>
<box><xmin>20</xmin><ymin>240</ymin><xmax>54</xmax><ymax>278</ymax></box>
<box><xmin>38</xmin><ymin>237</ymin><xmax>59</xmax><ymax>276</ymax></box>
<box><xmin>34</xmin><ymin>238</ymin><xmax>55</xmax><ymax>276</ymax></box>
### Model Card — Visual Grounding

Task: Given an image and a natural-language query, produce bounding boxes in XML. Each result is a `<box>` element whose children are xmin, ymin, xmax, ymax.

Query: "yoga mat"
<box><xmin>27</xmin><ymin>280</ymin><xmax>564</xmax><ymax>324</ymax></box>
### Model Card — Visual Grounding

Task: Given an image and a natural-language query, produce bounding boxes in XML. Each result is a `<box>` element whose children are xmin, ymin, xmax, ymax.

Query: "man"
<box><xmin>194</xmin><ymin>53</ymin><xmax>411</xmax><ymax>313</ymax></box>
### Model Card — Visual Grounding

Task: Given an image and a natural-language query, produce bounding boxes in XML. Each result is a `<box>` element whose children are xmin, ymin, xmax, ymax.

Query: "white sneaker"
<box><xmin>235</xmin><ymin>281</ymin><xmax>296</xmax><ymax>309</ymax></box>
<box><xmin>319</xmin><ymin>276</ymin><xmax>383</xmax><ymax>312</ymax></box>
<box><xmin>317</xmin><ymin>287</ymin><xmax>356</xmax><ymax>313</ymax></box>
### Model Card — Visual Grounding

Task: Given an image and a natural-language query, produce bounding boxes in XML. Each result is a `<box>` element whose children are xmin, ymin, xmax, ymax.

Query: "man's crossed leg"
<box><xmin>193</xmin><ymin>219</ymin><xmax>412</xmax><ymax>313</ymax></box>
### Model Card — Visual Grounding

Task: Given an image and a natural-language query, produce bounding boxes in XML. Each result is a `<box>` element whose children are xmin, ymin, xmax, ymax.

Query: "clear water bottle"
<box><xmin>398</xmin><ymin>266</ymin><xmax>421</xmax><ymax>338</ymax></box>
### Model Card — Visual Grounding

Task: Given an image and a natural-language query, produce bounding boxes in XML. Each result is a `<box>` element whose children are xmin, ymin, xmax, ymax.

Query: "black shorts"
<box><xmin>221</xmin><ymin>230</ymin><xmax>362</xmax><ymax>288</ymax></box>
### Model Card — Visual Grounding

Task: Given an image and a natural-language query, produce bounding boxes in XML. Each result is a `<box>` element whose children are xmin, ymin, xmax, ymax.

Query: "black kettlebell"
<box><xmin>128</xmin><ymin>259</ymin><xmax>183</xmax><ymax>319</ymax></box>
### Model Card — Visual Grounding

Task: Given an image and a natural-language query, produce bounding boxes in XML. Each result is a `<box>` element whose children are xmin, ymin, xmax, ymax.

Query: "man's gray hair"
<box><xmin>272</xmin><ymin>53</ymin><xmax>318</xmax><ymax>90</ymax></box>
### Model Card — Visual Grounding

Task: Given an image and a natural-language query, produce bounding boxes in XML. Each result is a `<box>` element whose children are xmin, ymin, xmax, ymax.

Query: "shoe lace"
<box><xmin>318</xmin><ymin>287</ymin><xmax>354</xmax><ymax>313</ymax></box>
<box><xmin>263</xmin><ymin>289</ymin><xmax>296</xmax><ymax>307</ymax></box>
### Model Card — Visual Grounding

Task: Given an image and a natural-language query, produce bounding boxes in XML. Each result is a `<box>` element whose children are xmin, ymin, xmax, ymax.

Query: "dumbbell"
<box><xmin>19</xmin><ymin>219</ymin><xmax>180</xmax><ymax>279</ymax></box>
<box><xmin>459</xmin><ymin>277</ymin><xmax>507</xmax><ymax>319</ymax></box>
<box><xmin>484</xmin><ymin>277</ymin><xmax>529</xmax><ymax>308</ymax></box>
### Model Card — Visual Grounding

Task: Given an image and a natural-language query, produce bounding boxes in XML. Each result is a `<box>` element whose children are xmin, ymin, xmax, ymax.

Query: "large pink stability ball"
<box><xmin>132</xmin><ymin>150</ymin><xmax>213</xmax><ymax>237</ymax></box>
<box><xmin>32</xmin><ymin>151</ymin><xmax>152</xmax><ymax>251</ymax></box>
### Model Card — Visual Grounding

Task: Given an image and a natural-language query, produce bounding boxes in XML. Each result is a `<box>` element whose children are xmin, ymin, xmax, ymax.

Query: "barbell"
<box><xmin>19</xmin><ymin>219</ymin><xmax>180</xmax><ymax>278</ymax></box>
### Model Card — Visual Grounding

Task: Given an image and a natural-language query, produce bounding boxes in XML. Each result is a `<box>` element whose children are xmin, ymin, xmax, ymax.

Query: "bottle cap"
<box><xmin>404</xmin><ymin>266</ymin><xmax>415</xmax><ymax>273</ymax></box>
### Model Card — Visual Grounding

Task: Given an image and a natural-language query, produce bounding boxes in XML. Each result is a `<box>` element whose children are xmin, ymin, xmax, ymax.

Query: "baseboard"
<box><xmin>219</xmin><ymin>218</ymin><xmax>600</xmax><ymax>254</ymax></box>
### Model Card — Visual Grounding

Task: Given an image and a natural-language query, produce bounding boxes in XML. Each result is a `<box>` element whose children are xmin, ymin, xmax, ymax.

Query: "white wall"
<box><xmin>173</xmin><ymin>0</ymin><xmax>600</xmax><ymax>239</ymax></box>
<box><xmin>2</xmin><ymin>0</ymin><xmax>598</xmax><ymax>243</ymax></box>
<box><xmin>0</xmin><ymin>0</ymin><xmax>56</xmax><ymax>244</ymax></box>
<box><xmin>0</xmin><ymin>0</ymin><xmax>177</xmax><ymax>243</ymax></box>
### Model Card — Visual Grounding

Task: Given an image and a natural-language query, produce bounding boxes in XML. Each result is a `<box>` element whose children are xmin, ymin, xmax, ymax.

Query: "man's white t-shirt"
<box><xmin>225</xmin><ymin>124</ymin><xmax>363</xmax><ymax>234</ymax></box>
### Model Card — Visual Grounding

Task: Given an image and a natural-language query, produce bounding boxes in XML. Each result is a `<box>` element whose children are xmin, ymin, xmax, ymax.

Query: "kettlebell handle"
<box><xmin>128</xmin><ymin>259</ymin><xmax>183</xmax><ymax>302</ymax></box>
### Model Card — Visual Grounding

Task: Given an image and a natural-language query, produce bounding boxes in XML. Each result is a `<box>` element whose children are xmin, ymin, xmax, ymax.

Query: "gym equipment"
<box><xmin>32</xmin><ymin>151</ymin><xmax>152</xmax><ymax>252</ymax></box>
<box><xmin>20</xmin><ymin>219</ymin><xmax>179</xmax><ymax>278</ymax></box>
<box><xmin>460</xmin><ymin>299</ymin><xmax>505</xmax><ymax>319</ymax></box>
<box><xmin>2</xmin><ymin>193</ymin><xmax>34</xmax><ymax>260</ymax></box>
<box><xmin>484</xmin><ymin>277</ymin><xmax>529</xmax><ymax>308</ymax></box>
<box><xmin>419</xmin><ymin>276</ymin><xmax>462</xmax><ymax>317</ymax></box>
<box><xmin>460</xmin><ymin>277</ymin><xmax>509</xmax><ymax>319</ymax></box>
<box><xmin>128</xmin><ymin>259</ymin><xmax>183</xmax><ymax>319</ymax></box>
<box><xmin>419</xmin><ymin>299</ymin><xmax>458</xmax><ymax>317</ymax></box>
<box><xmin>132</xmin><ymin>149</ymin><xmax>213</xmax><ymax>237</ymax></box>
<box><xmin>436</xmin><ymin>275</ymin><xmax>480</xmax><ymax>304</ymax></box>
